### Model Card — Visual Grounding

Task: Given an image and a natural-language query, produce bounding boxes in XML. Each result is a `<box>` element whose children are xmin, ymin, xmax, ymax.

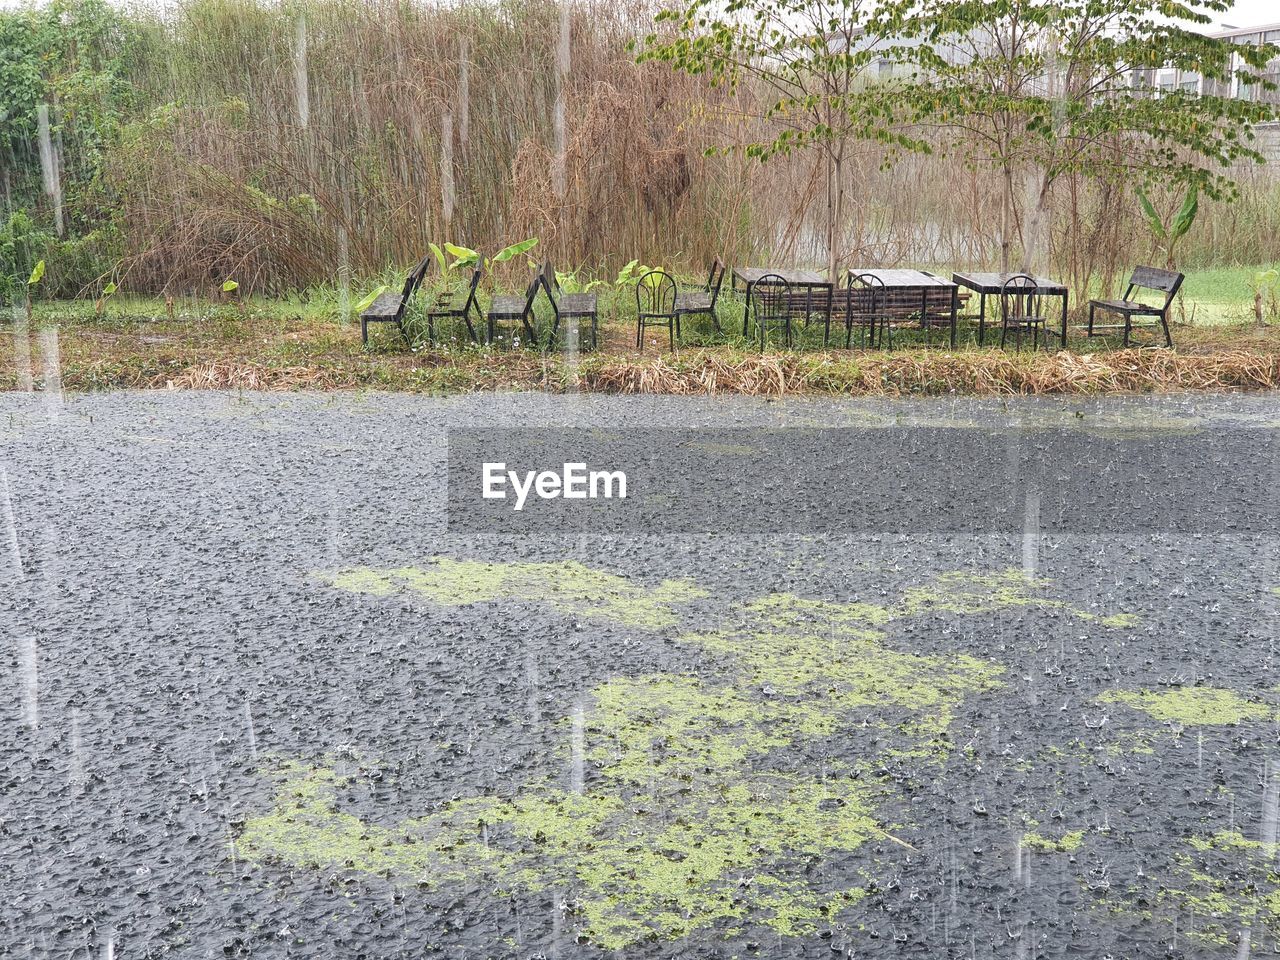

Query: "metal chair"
<box><xmin>425</xmin><ymin>264</ymin><xmax>482</xmax><ymax>345</ymax></box>
<box><xmin>635</xmin><ymin>270</ymin><xmax>679</xmax><ymax>352</ymax></box>
<box><xmin>674</xmin><ymin>257</ymin><xmax>725</xmax><ymax>335</ymax></box>
<box><xmin>999</xmin><ymin>275</ymin><xmax>1048</xmax><ymax>353</ymax></box>
<box><xmin>845</xmin><ymin>272</ymin><xmax>890</xmax><ymax>349</ymax></box>
<box><xmin>486</xmin><ymin>267</ymin><xmax>542</xmax><ymax>348</ymax></box>
<box><xmin>749</xmin><ymin>274</ymin><xmax>795</xmax><ymax>350</ymax></box>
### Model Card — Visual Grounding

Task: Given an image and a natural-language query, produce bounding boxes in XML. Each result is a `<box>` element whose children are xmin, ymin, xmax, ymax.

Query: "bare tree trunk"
<box><xmin>1021</xmin><ymin>171</ymin><xmax>1053</xmax><ymax>275</ymax></box>
<box><xmin>825</xmin><ymin>146</ymin><xmax>837</xmax><ymax>284</ymax></box>
<box><xmin>1000</xmin><ymin>161</ymin><xmax>1014</xmax><ymax>274</ymax></box>
<box><xmin>827</xmin><ymin>145</ymin><xmax>847</xmax><ymax>285</ymax></box>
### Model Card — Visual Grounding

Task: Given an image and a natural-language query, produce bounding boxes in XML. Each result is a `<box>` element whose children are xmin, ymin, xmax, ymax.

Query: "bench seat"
<box><xmin>361</xmin><ymin>291</ymin><xmax>407</xmax><ymax>321</ymax></box>
<box><xmin>1089</xmin><ymin>298</ymin><xmax>1163</xmax><ymax>314</ymax></box>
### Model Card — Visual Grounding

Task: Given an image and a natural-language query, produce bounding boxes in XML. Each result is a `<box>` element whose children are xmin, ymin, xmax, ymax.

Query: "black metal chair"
<box><xmin>999</xmin><ymin>275</ymin><xmax>1049</xmax><ymax>353</ymax></box>
<box><xmin>674</xmin><ymin>257</ymin><xmax>725</xmax><ymax>335</ymax></box>
<box><xmin>425</xmin><ymin>264</ymin><xmax>481</xmax><ymax>345</ymax></box>
<box><xmin>844</xmin><ymin>272</ymin><xmax>890</xmax><ymax>350</ymax></box>
<box><xmin>486</xmin><ymin>268</ymin><xmax>541</xmax><ymax>348</ymax></box>
<box><xmin>749</xmin><ymin>274</ymin><xmax>795</xmax><ymax>350</ymax></box>
<box><xmin>360</xmin><ymin>254</ymin><xmax>431</xmax><ymax>347</ymax></box>
<box><xmin>543</xmin><ymin>262</ymin><xmax>599</xmax><ymax>352</ymax></box>
<box><xmin>635</xmin><ymin>270</ymin><xmax>679</xmax><ymax>352</ymax></box>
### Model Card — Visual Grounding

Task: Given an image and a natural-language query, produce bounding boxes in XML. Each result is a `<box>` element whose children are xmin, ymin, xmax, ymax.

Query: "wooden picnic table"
<box><xmin>733</xmin><ymin>267</ymin><xmax>832</xmax><ymax>337</ymax></box>
<box><xmin>952</xmin><ymin>272</ymin><xmax>1069</xmax><ymax>348</ymax></box>
<box><xmin>846</xmin><ymin>269</ymin><xmax>959</xmax><ymax>348</ymax></box>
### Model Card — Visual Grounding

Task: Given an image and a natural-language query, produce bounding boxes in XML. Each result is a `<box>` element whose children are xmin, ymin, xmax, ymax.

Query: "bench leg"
<box><xmin>1122</xmin><ymin>314</ymin><xmax>1131</xmax><ymax>348</ymax></box>
<box><xmin>1160</xmin><ymin>309</ymin><xmax>1173</xmax><ymax>348</ymax></box>
<box><xmin>361</xmin><ymin>317</ymin><xmax>369</xmax><ymax>346</ymax></box>
<box><xmin>1088</xmin><ymin>303</ymin><xmax>1095</xmax><ymax>337</ymax></box>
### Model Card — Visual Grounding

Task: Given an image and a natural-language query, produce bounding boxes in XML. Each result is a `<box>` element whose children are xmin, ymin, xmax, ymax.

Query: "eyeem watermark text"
<box><xmin>482</xmin><ymin>462</ymin><xmax>627</xmax><ymax>511</ymax></box>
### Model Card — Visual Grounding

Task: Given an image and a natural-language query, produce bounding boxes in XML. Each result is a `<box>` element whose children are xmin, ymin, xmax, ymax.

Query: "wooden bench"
<box><xmin>1087</xmin><ymin>266</ymin><xmax>1184</xmax><ymax>348</ymax></box>
<box><xmin>361</xmin><ymin>254</ymin><xmax>431</xmax><ymax>346</ymax></box>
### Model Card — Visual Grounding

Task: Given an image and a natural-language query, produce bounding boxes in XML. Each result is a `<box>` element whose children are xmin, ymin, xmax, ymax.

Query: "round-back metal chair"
<box><xmin>999</xmin><ymin>274</ymin><xmax>1048</xmax><ymax>353</ymax></box>
<box><xmin>845</xmin><ymin>272</ymin><xmax>890</xmax><ymax>350</ymax></box>
<box><xmin>635</xmin><ymin>270</ymin><xmax>679</xmax><ymax>352</ymax></box>
<box><xmin>749</xmin><ymin>274</ymin><xmax>794</xmax><ymax>350</ymax></box>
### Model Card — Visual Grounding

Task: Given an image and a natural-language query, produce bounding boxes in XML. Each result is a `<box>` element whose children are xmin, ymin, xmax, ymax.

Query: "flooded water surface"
<box><xmin>2</xmin><ymin>392</ymin><xmax>1278</xmax><ymax>958</ymax></box>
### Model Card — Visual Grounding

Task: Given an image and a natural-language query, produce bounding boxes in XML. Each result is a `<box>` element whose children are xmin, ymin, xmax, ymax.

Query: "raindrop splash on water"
<box><xmin>244</xmin><ymin>699</ymin><xmax>258</xmax><ymax>760</ymax></box>
<box><xmin>70</xmin><ymin>707</ymin><xmax>86</xmax><ymax>789</ymax></box>
<box><xmin>1</xmin><ymin>465</ymin><xmax>23</xmax><ymax>576</ymax></box>
<box><xmin>1022</xmin><ymin>490</ymin><xmax>1041</xmax><ymax>577</ymax></box>
<box><xmin>36</xmin><ymin>104</ymin><xmax>64</xmax><ymax>237</ymax></box>
<box><xmin>570</xmin><ymin>698</ymin><xmax>584</xmax><ymax>794</ymax></box>
<box><xmin>18</xmin><ymin>635</ymin><xmax>38</xmax><ymax>730</ymax></box>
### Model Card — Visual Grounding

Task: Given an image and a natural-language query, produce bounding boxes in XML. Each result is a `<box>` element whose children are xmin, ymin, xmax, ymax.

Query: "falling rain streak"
<box><xmin>551</xmin><ymin>2</ymin><xmax>570</xmax><ymax>200</ymax></box>
<box><xmin>36</xmin><ymin>104</ymin><xmax>63</xmax><ymax>238</ymax></box>
<box><xmin>294</xmin><ymin>15</ymin><xmax>310</xmax><ymax>129</ymax></box>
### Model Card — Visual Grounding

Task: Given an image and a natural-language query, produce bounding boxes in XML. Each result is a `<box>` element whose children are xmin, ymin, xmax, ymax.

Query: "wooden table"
<box><xmin>733</xmin><ymin>267</ymin><xmax>832</xmax><ymax>337</ymax></box>
<box><xmin>847</xmin><ymin>269</ymin><xmax>959</xmax><ymax>349</ymax></box>
<box><xmin>952</xmin><ymin>272</ymin><xmax>1070</xmax><ymax>348</ymax></box>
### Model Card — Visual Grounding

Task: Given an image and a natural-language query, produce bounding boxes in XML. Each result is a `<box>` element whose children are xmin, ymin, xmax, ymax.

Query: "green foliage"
<box><xmin>877</xmin><ymin>0</ymin><xmax>1278</xmax><ymax>202</ymax></box>
<box><xmin>27</xmin><ymin>259</ymin><xmax>46</xmax><ymax>287</ymax></box>
<box><xmin>0</xmin><ymin>211</ymin><xmax>53</xmax><ymax>303</ymax></box>
<box><xmin>1136</xmin><ymin>185</ymin><xmax>1201</xmax><ymax>266</ymax></box>
<box><xmin>221</xmin><ymin>279</ymin><xmax>239</xmax><ymax>293</ymax></box>
<box><xmin>354</xmin><ymin>284</ymin><xmax>388</xmax><ymax>314</ymax></box>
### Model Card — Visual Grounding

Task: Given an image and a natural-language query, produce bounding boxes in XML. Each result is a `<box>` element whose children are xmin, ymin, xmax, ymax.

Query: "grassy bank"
<box><xmin>4</xmin><ymin>277</ymin><xmax>1279</xmax><ymax>396</ymax></box>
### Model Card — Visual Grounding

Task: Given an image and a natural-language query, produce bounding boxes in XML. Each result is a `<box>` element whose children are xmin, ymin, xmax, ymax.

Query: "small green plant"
<box><xmin>431</xmin><ymin>238</ymin><xmax>538</xmax><ymax>280</ymax></box>
<box><xmin>95</xmin><ymin>280</ymin><xmax>118</xmax><ymax>318</ymax></box>
<box><xmin>354</xmin><ymin>285</ymin><xmax>389</xmax><ymax>314</ymax></box>
<box><xmin>1137</xmin><ymin>185</ymin><xmax>1199</xmax><ymax>271</ymax></box>
<box><xmin>25</xmin><ymin>259</ymin><xmax>45</xmax><ymax>321</ymax></box>
<box><xmin>1249</xmin><ymin>268</ymin><xmax>1278</xmax><ymax>325</ymax></box>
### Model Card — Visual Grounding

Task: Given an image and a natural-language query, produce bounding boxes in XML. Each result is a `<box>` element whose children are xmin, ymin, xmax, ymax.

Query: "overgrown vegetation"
<box><xmin>1</xmin><ymin>0</ymin><xmax>1277</xmax><ymax>312</ymax></box>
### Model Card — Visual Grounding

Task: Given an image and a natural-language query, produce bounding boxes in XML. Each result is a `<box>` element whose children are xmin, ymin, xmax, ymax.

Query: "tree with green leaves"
<box><xmin>635</xmin><ymin>0</ymin><xmax>924</xmax><ymax>282</ymax></box>
<box><xmin>875</xmin><ymin>0</ymin><xmax>1278</xmax><ymax>274</ymax></box>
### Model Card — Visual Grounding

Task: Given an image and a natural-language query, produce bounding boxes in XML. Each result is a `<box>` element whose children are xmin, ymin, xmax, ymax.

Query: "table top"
<box><xmin>734</xmin><ymin>266</ymin><xmax>829</xmax><ymax>286</ymax></box>
<box><xmin>953</xmin><ymin>271</ymin><xmax>1068</xmax><ymax>294</ymax></box>
<box><xmin>850</xmin><ymin>268</ymin><xmax>955</xmax><ymax>289</ymax></box>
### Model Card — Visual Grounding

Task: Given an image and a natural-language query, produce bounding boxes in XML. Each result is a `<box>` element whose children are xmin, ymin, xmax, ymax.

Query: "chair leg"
<box><xmin>668</xmin><ymin>318</ymin><xmax>674</xmax><ymax>352</ymax></box>
<box><xmin>1000</xmin><ymin>319</ymin><xmax>1008</xmax><ymax>350</ymax></box>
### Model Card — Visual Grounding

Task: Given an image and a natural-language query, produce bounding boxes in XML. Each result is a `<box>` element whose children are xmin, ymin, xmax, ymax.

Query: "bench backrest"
<box><xmin>393</xmin><ymin>254</ymin><xmax>432</xmax><ymax>321</ymax></box>
<box><xmin>1127</xmin><ymin>265</ymin><xmax>1185</xmax><ymax>307</ymax></box>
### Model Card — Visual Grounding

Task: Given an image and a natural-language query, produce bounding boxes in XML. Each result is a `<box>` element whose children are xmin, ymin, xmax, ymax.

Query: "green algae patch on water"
<box><xmin>1145</xmin><ymin>830</ymin><xmax>1280</xmax><ymax>948</ymax></box>
<box><xmin>319</xmin><ymin>559</ymin><xmax>707</xmax><ymax>629</ymax></box>
<box><xmin>893</xmin><ymin>568</ymin><xmax>1138</xmax><ymax>627</ymax></box>
<box><xmin>1098</xmin><ymin>687</ymin><xmax>1275</xmax><ymax>726</ymax></box>
<box><xmin>265</xmin><ymin>563</ymin><xmax>1111</xmax><ymax>949</ymax></box>
<box><xmin>1021</xmin><ymin>829</ymin><xmax>1086</xmax><ymax>853</ymax></box>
